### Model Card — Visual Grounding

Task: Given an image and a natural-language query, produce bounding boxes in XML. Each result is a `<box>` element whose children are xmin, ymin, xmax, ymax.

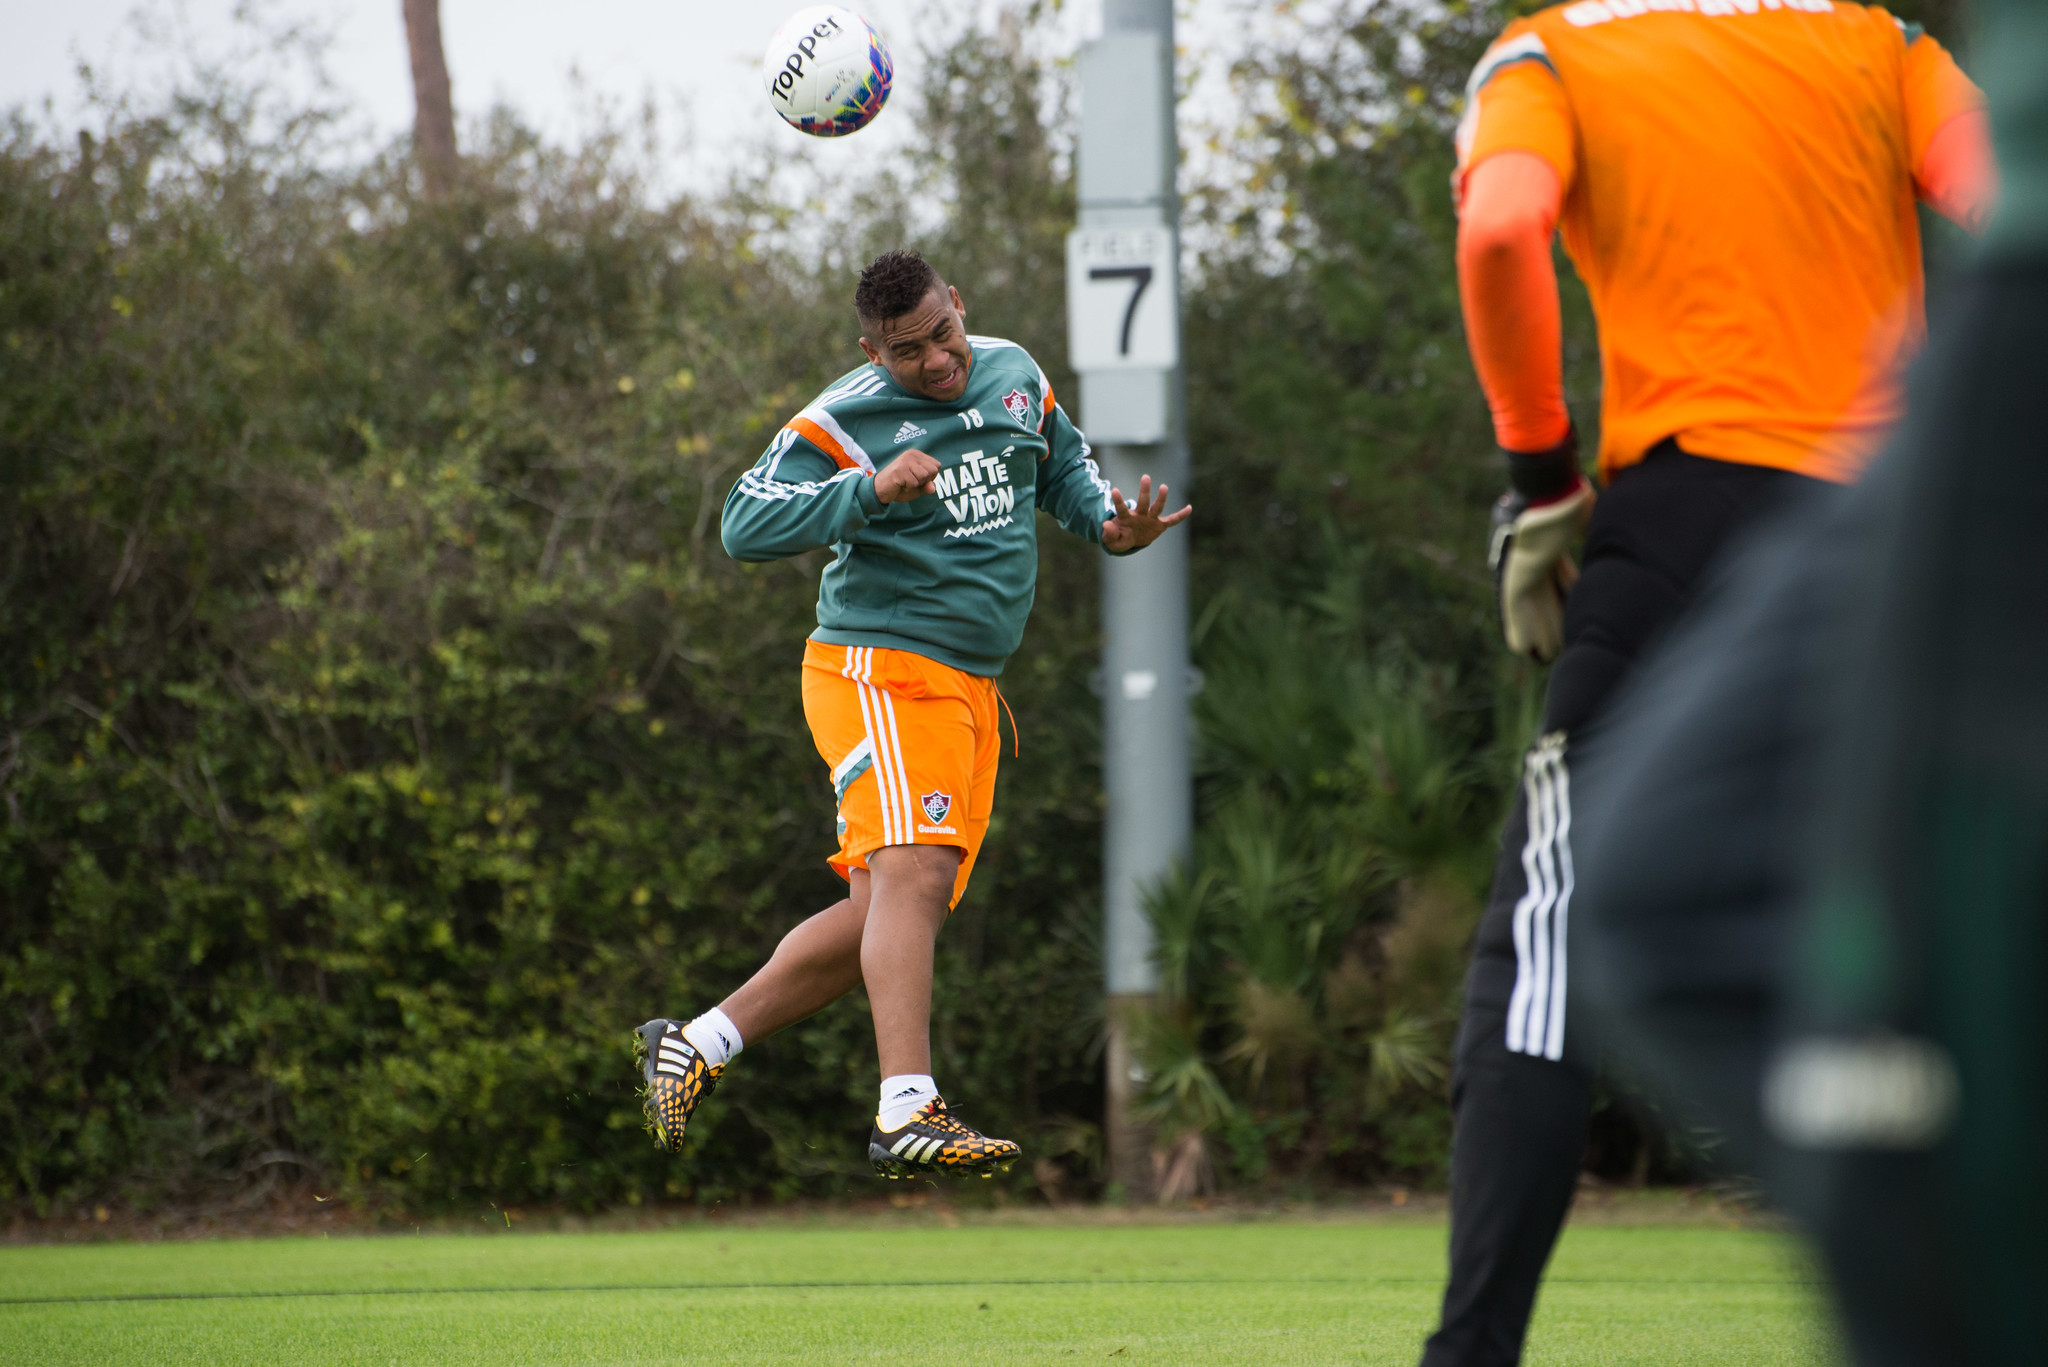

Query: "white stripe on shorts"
<box><xmin>1505</xmin><ymin>734</ymin><xmax>1573</xmax><ymax>1061</ymax></box>
<box><xmin>859</xmin><ymin>647</ymin><xmax>917</xmax><ymax>847</ymax></box>
<box><xmin>849</xmin><ymin>646</ymin><xmax>914</xmax><ymax>847</ymax></box>
<box><xmin>845</xmin><ymin>649</ymin><xmax>889</xmax><ymax>843</ymax></box>
<box><xmin>837</xmin><ymin>645</ymin><xmax>927</xmax><ymax>851</ymax></box>
<box><xmin>875</xmin><ymin>685</ymin><xmax>916</xmax><ymax>837</ymax></box>
<box><xmin>848</xmin><ymin>649</ymin><xmax>896</xmax><ymax>844</ymax></box>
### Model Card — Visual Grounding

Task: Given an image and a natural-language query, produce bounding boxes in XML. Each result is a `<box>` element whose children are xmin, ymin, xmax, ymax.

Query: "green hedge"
<box><xmin>0</xmin><ymin>29</ymin><xmax>1121</xmax><ymax>1212</ymax></box>
<box><xmin>2</xmin><ymin>4</ymin><xmax>1662</xmax><ymax>1216</ymax></box>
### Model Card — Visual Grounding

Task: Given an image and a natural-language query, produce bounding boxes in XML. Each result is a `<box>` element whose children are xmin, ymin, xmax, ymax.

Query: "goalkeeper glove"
<box><xmin>1487</xmin><ymin>429</ymin><xmax>1593</xmax><ymax>663</ymax></box>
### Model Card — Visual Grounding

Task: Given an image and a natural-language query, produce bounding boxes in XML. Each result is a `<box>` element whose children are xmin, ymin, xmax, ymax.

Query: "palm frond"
<box><xmin>1367</xmin><ymin>1007</ymin><xmax>1446</xmax><ymax>1101</ymax></box>
<box><xmin>1128</xmin><ymin>1008</ymin><xmax>1237</xmax><ymax>1139</ymax></box>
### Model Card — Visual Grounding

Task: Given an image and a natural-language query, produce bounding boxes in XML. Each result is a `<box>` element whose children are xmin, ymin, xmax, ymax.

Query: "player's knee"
<box><xmin>868</xmin><ymin>842</ymin><xmax>962</xmax><ymax>909</ymax></box>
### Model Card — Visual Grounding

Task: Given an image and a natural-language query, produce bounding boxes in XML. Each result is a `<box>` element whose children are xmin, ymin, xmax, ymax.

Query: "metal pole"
<box><xmin>1075</xmin><ymin>0</ymin><xmax>1189</xmax><ymax>1199</ymax></box>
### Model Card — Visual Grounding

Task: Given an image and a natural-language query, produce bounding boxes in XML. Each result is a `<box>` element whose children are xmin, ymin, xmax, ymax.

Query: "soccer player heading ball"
<box><xmin>635</xmin><ymin>250</ymin><xmax>1190</xmax><ymax>1177</ymax></box>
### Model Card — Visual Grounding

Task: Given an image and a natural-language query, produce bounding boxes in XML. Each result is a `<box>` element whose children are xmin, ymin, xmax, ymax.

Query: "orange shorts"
<box><xmin>801</xmin><ymin>641</ymin><xmax>1000</xmax><ymax>910</ymax></box>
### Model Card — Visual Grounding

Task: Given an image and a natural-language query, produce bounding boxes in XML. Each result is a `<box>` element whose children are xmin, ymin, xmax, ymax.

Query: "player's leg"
<box><xmin>635</xmin><ymin>888</ymin><xmax>870</xmax><ymax>1155</ymax></box>
<box><xmin>863</xmin><ymin>679</ymin><xmax>997</xmax><ymax>1079</ymax></box>
<box><xmin>1421</xmin><ymin>444</ymin><xmax>1819</xmax><ymax>1362</ymax></box>
<box><xmin>863</xmin><ymin>662</ymin><xmax>1017</xmax><ymax>1178</ymax></box>
<box><xmin>658</xmin><ymin>815</ymin><xmax>979</xmax><ymax>1061</ymax></box>
<box><xmin>1421</xmin><ymin>745</ymin><xmax>1595</xmax><ymax>1367</ymax></box>
<box><xmin>1434</xmin><ymin>1046</ymin><xmax>1592</xmax><ymax>1365</ymax></box>
<box><xmin>861</xmin><ymin>843</ymin><xmax>960</xmax><ymax>1078</ymax></box>
<box><xmin>717</xmin><ymin>884</ymin><xmax>870</xmax><ymax>1043</ymax></box>
<box><xmin>636</xmin><ymin>643</ymin><xmax>895</xmax><ymax>1153</ymax></box>
<box><xmin>639</xmin><ymin>854</ymin><xmax>959</xmax><ymax>1154</ymax></box>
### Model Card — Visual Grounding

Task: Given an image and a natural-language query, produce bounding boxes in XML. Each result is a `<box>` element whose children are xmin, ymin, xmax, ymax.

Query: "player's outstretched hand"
<box><xmin>875</xmin><ymin>449</ymin><xmax>942</xmax><ymax>504</ymax></box>
<box><xmin>1101</xmin><ymin>474</ymin><xmax>1192</xmax><ymax>552</ymax></box>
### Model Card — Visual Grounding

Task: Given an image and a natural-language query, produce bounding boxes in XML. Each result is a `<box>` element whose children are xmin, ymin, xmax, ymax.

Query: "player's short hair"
<box><xmin>855</xmin><ymin>250</ymin><xmax>944</xmax><ymax>330</ymax></box>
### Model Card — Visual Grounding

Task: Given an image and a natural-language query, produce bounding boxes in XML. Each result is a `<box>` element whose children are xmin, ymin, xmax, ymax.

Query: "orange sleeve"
<box><xmin>1915</xmin><ymin>110</ymin><xmax>1997</xmax><ymax>234</ymax></box>
<box><xmin>1902</xmin><ymin>33</ymin><xmax>1987</xmax><ymax>170</ymax></box>
<box><xmin>1454</xmin><ymin>51</ymin><xmax>1577</xmax><ymax>211</ymax></box>
<box><xmin>1902</xmin><ymin>34</ymin><xmax>1994</xmax><ymax>232</ymax></box>
<box><xmin>1458</xmin><ymin>151</ymin><xmax>1570</xmax><ymax>456</ymax></box>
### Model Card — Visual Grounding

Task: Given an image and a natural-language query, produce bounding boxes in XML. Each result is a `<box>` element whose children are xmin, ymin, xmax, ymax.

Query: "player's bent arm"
<box><xmin>1458</xmin><ymin>151</ymin><xmax>1587</xmax><ymax>663</ymax></box>
<box><xmin>1034</xmin><ymin>403</ymin><xmax>1119</xmax><ymax>549</ymax></box>
<box><xmin>1457</xmin><ymin>151</ymin><xmax>1571</xmax><ymax>455</ymax></box>
<box><xmin>719</xmin><ymin>439</ymin><xmax>888</xmax><ymax>562</ymax></box>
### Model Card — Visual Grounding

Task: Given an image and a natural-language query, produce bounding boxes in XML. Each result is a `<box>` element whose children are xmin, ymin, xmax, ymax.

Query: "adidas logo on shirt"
<box><xmin>892</xmin><ymin>421</ymin><xmax>927</xmax><ymax>445</ymax></box>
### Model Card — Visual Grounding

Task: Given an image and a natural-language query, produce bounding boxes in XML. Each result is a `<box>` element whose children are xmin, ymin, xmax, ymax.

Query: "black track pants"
<box><xmin>1420</xmin><ymin>444</ymin><xmax>1818</xmax><ymax>1367</ymax></box>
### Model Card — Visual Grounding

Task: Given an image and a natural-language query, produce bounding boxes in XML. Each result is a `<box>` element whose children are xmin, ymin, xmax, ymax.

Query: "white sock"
<box><xmin>877</xmin><ymin>1074</ymin><xmax>938</xmax><ymax>1131</ymax></box>
<box><xmin>681</xmin><ymin>1008</ymin><xmax>742</xmax><ymax>1068</ymax></box>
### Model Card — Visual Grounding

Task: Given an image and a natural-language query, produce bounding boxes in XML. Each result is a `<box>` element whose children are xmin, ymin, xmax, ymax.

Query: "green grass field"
<box><xmin>0</xmin><ymin>1209</ymin><xmax>1835</xmax><ymax>1365</ymax></box>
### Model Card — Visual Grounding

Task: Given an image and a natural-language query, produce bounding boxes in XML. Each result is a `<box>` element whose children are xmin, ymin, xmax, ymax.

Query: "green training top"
<box><xmin>720</xmin><ymin>336</ymin><xmax>1120</xmax><ymax>676</ymax></box>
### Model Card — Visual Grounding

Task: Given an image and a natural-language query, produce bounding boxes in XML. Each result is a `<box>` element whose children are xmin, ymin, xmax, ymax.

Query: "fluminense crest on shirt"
<box><xmin>893</xmin><ymin>420</ymin><xmax>927</xmax><ymax>444</ymax></box>
<box><xmin>920</xmin><ymin>790</ymin><xmax>953</xmax><ymax>825</ymax></box>
<box><xmin>1001</xmin><ymin>388</ymin><xmax>1031</xmax><ymax>425</ymax></box>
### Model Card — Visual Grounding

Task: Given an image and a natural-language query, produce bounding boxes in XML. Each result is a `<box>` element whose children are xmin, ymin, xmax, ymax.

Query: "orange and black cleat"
<box><xmin>868</xmin><ymin>1097</ymin><xmax>1020</xmax><ymax>1179</ymax></box>
<box><xmin>635</xmin><ymin>1019</ymin><xmax>722</xmax><ymax>1154</ymax></box>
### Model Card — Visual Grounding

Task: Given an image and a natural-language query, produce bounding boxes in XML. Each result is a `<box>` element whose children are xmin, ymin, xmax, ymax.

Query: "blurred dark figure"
<box><xmin>1575</xmin><ymin>3</ymin><xmax>2048</xmax><ymax>1362</ymax></box>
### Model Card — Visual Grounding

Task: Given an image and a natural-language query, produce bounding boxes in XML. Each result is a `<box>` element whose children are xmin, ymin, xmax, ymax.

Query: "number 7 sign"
<box><xmin>1066</xmin><ymin>227</ymin><xmax>1179</xmax><ymax>371</ymax></box>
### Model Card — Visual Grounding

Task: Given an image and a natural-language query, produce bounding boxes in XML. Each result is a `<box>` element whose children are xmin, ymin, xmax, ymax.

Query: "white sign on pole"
<box><xmin>1066</xmin><ymin>227</ymin><xmax>1178</xmax><ymax>372</ymax></box>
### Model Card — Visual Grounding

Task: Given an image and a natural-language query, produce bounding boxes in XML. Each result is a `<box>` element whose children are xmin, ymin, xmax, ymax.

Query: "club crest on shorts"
<box><xmin>1001</xmin><ymin>388</ymin><xmax>1031</xmax><ymax>425</ymax></box>
<box><xmin>920</xmin><ymin>790</ymin><xmax>953</xmax><ymax>825</ymax></box>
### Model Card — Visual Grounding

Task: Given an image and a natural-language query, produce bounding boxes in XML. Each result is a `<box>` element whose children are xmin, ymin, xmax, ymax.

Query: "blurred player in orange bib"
<box><xmin>1425</xmin><ymin>4</ymin><xmax>1993</xmax><ymax>1363</ymax></box>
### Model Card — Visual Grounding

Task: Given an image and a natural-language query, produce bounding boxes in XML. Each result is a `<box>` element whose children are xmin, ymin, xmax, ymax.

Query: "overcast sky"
<box><xmin>1</xmin><ymin>0</ymin><xmax>1258</xmax><ymax>190</ymax></box>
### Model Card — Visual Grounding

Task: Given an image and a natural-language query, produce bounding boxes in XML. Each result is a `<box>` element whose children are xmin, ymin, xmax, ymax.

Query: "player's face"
<box><xmin>860</xmin><ymin>285</ymin><xmax>973</xmax><ymax>402</ymax></box>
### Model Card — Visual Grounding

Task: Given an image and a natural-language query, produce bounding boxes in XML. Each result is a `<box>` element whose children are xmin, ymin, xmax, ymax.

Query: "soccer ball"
<box><xmin>761</xmin><ymin>7</ymin><xmax>894</xmax><ymax>138</ymax></box>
